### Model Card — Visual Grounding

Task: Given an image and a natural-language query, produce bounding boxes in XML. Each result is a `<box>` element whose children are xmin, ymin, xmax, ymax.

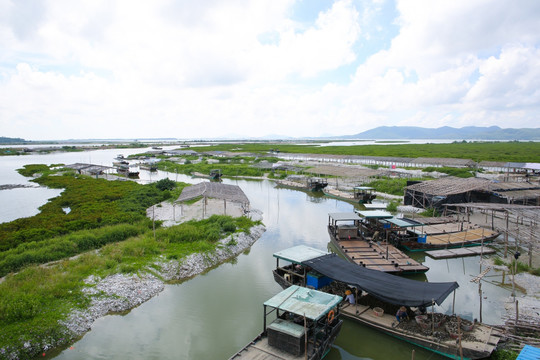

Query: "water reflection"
<box><xmin>0</xmin><ymin>150</ymin><xmax>517</xmax><ymax>360</ymax></box>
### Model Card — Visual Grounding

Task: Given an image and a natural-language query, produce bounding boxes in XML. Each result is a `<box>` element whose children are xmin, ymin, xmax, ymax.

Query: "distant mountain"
<box><xmin>0</xmin><ymin>136</ymin><xmax>27</xmax><ymax>144</ymax></box>
<box><xmin>346</xmin><ymin>126</ymin><xmax>540</xmax><ymax>140</ymax></box>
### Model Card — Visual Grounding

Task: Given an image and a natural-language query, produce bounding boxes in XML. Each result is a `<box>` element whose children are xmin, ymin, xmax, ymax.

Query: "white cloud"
<box><xmin>0</xmin><ymin>0</ymin><xmax>539</xmax><ymax>139</ymax></box>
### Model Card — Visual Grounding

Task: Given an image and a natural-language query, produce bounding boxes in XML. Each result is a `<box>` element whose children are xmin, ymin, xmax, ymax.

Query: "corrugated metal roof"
<box><xmin>263</xmin><ymin>285</ymin><xmax>342</xmax><ymax>321</ymax></box>
<box><xmin>383</xmin><ymin>217</ymin><xmax>424</xmax><ymax>228</ymax></box>
<box><xmin>273</xmin><ymin>245</ymin><xmax>328</xmax><ymax>264</ymax></box>
<box><xmin>516</xmin><ymin>345</ymin><xmax>540</xmax><ymax>360</ymax></box>
<box><xmin>328</xmin><ymin>212</ymin><xmax>362</xmax><ymax>222</ymax></box>
<box><xmin>363</xmin><ymin>203</ymin><xmax>387</xmax><ymax>210</ymax></box>
<box><xmin>356</xmin><ymin>210</ymin><xmax>393</xmax><ymax>219</ymax></box>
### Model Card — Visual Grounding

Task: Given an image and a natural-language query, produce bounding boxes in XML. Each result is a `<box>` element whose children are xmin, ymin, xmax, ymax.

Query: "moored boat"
<box><xmin>276</xmin><ymin>177</ymin><xmax>328</xmax><ymax>192</ymax></box>
<box><xmin>272</xmin><ymin>245</ymin><xmax>502</xmax><ymax>360</ymax></box>
<box><xmin>323</xmin><ymin>186</ymin><xmax>377</xmax><ymax>204</ymax></box>
<box><xmin>328</xmin><ymin>212</ymin><xmax>429</xmax><ymax>274</ymax></box>
<box><xmin>228</xmin><ymin>285</ymin><xmax>343</xmax><ymax>360</ymax></box>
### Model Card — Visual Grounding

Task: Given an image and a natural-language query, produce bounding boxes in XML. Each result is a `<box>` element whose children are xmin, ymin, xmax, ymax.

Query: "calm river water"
<box><xmin>0</xmin><ymin>148</ymin><xmax>518</xmax><ymax>360</ymax></box>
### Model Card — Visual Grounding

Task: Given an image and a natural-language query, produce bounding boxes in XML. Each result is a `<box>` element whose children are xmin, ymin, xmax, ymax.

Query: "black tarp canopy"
<box><xmin>302</xmin><ymin>254</ymin><xmax>458</xmax><ymax>307</ymax></box>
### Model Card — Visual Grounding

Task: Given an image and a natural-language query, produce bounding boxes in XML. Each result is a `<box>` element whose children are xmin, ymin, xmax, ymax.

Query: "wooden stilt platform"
<box><xmin>425</xmin><ymin>246</ymin><xmax>496</xmax><ymax>259</ymax></box>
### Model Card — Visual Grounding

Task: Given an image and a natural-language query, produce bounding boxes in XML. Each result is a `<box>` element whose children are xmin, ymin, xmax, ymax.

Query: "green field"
<box><xmin>186</xmin><ymin>141</ymin><xmax>540</xmax><ymax>163</ymax></box>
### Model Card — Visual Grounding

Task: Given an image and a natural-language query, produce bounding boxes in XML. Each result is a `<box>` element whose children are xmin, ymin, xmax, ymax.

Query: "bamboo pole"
<box><xmin>304</xmin><ymin>314</ymin><xmax>308</xmax><ymax>360</ymax></box>
<box><xmin>458</xmin><ymin>316</ymin><xmax>463</xmax><ymax>360</ymax></box>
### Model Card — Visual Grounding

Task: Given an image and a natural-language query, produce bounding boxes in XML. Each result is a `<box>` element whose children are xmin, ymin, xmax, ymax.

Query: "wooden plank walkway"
<box><xmin>426</xmin><ymin>246</ymin><xmax>496</xmax><ymax>259</ymax></box>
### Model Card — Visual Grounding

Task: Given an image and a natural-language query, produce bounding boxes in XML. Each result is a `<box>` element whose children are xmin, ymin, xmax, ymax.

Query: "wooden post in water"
<box><xmin>452</xmin><ymin>290</ymin><xmax>456</xmax><ymax>314</ymax></box>
<box><xmin>478</xmin><ymin>282</ymin><xmax>483</xmax><ymax>323</ymax></box>
<box><xmin>504</xmin><ymin>212</ymin><xmax>509</xmax><ymax>257</ymax></box>
<box><xmin>515</xmin><ymin>300</ymin><xmax>519</xmax><ymax>324</ymax></box>
<box><xmin>458</xmin><ymin>316</ymin><xmax>463</xmax><ymax>360</ymax></box>
<box><xmin>411</xmin><ymin>349</ymin><xmax>415</xmax><ymax>360</ymax></box>
<box><xmin>431</xmin><ymin>299</ymin><xmax>435</xmax><ymax>335</ymax></box>
<box><xmin>304</xmin><ymin>314</ymin><xmax>308</xmax><ymax>360</ymax></box>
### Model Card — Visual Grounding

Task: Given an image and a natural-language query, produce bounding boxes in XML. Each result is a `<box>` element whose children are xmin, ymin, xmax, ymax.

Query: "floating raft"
<box><xmin>426</xmin><ymin>247</ymin><xmax>496</xmax><ymax>259</ymax></box>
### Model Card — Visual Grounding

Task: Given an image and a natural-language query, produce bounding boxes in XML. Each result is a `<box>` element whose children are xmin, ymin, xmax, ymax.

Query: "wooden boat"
<box><xmin>328</xmin><ymin>212</ymin><xmax>429</xmax><ymax>274</ymax></box>
<box><xmin>272</xmin><ymin>245</ymin><xmax>501</xmax><ymax>360</ymax></box>
<box><xmin>276</xmin><ymin>177</ymin><xmax>328</xmax><ymax>192</ymax></box>
<box><xmin>115</xmin><ymin>164</ymin><xmax>139</xmax><ymax>178</ymax></box>
<box><xmin>323</xmin><ymin>186</ymin><xmax>376</xmax><ymax>204</ymax></box>
<box><xmin>139</xmin><ymin>164</ymin><xmax>158</xmax><ymax>171</ymax></box>
<box><xmin>228</xmin><ymin>285</ymin><xmax>343</xmax><ymax>360</ymax></box>
<box><xmin>209</xmin><ymin>169</ymin><xmax>222</xmax><ymax>180</ymax></box>
<box><xmin>113</xmin><ymin>160</ymin><xmax>129</xmax><ymax>166</ymax></box>
<box><xmin>191</xmin><ymin>170</ymin><xmax>222</xmax><ymax>181</ymax></box>
<box><xmin>114</xmin><ymin>154</ymin><xmax>125</xmax><ymax>160</ymax></box>
<box><xmin>381</xmin><ymin>217</ymin><xmax>501</xmax><ymax>252</ymax></box>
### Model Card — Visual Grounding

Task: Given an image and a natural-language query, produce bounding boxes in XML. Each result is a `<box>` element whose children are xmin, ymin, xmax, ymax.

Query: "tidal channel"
<box><xmin>0</xmin><ymin>147</ymin><xmax>518</xmax><ymax>360</ymax></box>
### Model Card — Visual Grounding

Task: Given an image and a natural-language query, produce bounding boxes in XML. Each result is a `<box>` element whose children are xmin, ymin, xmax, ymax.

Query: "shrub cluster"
<box><xmin>155</xmin><ymin>215</ymin><xmax>257</xmax><ymax>244</ymax></box>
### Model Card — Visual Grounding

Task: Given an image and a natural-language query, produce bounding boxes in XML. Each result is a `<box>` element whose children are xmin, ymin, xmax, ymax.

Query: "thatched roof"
<box><xmin>406</xmin><ymin>177</ymin><xmax>492</xmax><ymax>196</ymax></box>
<box><xmin>407</xmin><ymin>177</ymin><xmax>540</xmax><ymax>198</ymax></box>
<box><xmin>175</xmin><ymin>182</ymin><xmax>249</xmax><ymax>204</ymax></box>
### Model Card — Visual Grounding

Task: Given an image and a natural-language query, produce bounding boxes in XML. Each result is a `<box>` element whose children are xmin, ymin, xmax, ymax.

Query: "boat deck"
<box><xmin>425</xmin><ymin>228</ymin><xmax>499</xmax><ymax>246</ymax></box>
<box><xmin>426</xmin><ymin>246</ymin><xmax>496</xmax><ymax>259</ymax></box>
<box><xmin>324</xmin><ymin>188</ymin><xmax>354</xmax><ymax>200</ymax></box>
<box><xmin>335</xmin><ymin>238</ymin><xmax>429</xmax><ymax>273</ymax></box>
<box><xmin>230</xmin><ymin>335</ymin><xmax>311</xmax><ymax>360</ymax></box>
<box><xmin>340</xmin><ymin>305</ymin><xmax>502</xmax><ymax>359</ymax></box>
<box><xmin>417</xmin><ymin>222</ymin><xmax>478</xmax><ymax>235</ymax></box>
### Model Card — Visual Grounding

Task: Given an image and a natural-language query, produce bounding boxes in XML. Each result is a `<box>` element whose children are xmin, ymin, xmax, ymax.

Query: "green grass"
<box><xmin>158</xmin><ymin>160</ymin><xmax>267</xmax><ymax>178</ymax></box>
<box><xmin>422</xmin><ymin>166</ymin><xmax>475</xmax><ymax>178</ymax></box>
<box><xmin>184</xmin><ymin>141</ymin><xmax>540</xmax><ymax>162</ymax></box>
<box><xmin>491</xmin><ymin>256</ymin><xmax>540</xmax><ymax>276</ymax></box>
<box><xmin>363</xmin><ymin>177</ymin><xmax>425</xmax><ymax>196</ymax></box>
<box><xmin>0</xmin><ymin>167</ymin><xmax>188</xmax><ymax>252</ymax></box>
<box><xmin>0</xmin><ymin>214</ymin><xmax>260</xmax><ymax>357</ymax></box>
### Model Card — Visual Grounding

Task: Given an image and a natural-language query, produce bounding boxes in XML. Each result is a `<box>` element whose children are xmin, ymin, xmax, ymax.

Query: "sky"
<box><xmin>1</xmin><ymin>0</ymin><xmax>539</xmax><ymax>140</ymax></box>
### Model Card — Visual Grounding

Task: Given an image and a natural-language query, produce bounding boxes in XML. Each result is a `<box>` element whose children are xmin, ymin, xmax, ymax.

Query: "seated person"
<box><xmin>396</xmin><ymin>306</ymin><xmax>409</xmax><ymax>322</ymax></box>
<box><xmin>344</xmin><ymin>289</ymin><xmax>355</xmax><ymax>305</ymax></box>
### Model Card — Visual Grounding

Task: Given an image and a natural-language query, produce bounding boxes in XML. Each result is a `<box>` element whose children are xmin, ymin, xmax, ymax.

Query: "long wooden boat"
<box><xmin>328</xmin><ymin>212</ymin><xmax>429</xmax><ymax>274</ymax></box>
<box><xmin>228</xmin><ymin>285</ymin><xmax>343</xmax><ymax>360</ymax></box>
<box><xmin>272</xmin><ymin>245</ymin><xmax>501</xmax><ymax>360</ymax></box>
<box><xmin>276</xmin><ymin>177</ymin><xmax>328</xmax><ymax>192</ymax></box>
<box><xmin>380</xmin><ymin>217</ymin><xmax>501</xmax><ymax>252</ymax></box>
<box><xmin>323</xmin><ymin>186</ymin><xmax>377</xmax><ymax>204</ymax></box>
<box><xmin>191</xmin><ymin>171</ymin><xmax>222</xmax><ymax>181</ymax></box>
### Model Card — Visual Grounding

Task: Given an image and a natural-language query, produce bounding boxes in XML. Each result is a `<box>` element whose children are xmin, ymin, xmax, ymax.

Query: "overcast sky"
<box><xmin>1</xmin><ymin>0</ymin><xmax>539</xmax><ymax>140</ymax></box>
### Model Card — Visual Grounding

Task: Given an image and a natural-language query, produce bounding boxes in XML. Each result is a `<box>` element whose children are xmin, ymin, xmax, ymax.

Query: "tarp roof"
<box><xmin>303</xmin><ymin>253</ymin><xmax>458</xmax><ymax>307</ymax></box>
<box><xmin>264</xmin><ymin>285</ymin><xmax>342</xmax><ymax>321</ymax></box>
